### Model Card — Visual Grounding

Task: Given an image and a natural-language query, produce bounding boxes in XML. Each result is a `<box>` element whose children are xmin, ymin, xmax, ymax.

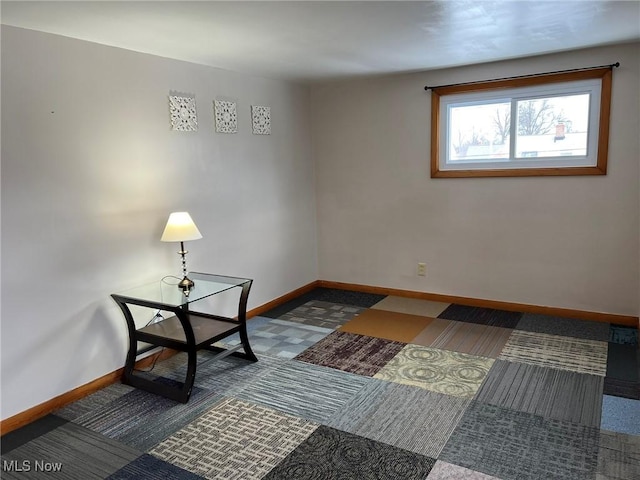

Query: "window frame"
<box><xmin>430</xmin><ymin>68</ymin><xmax>613</xmax><ymax>178</ymax></box>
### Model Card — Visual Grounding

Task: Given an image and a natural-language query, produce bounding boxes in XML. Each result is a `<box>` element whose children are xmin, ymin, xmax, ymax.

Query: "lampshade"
<box><xmin>160</xmin><ymin>212</ymin><xmax>203</xmax><ymax>242</ymax></box>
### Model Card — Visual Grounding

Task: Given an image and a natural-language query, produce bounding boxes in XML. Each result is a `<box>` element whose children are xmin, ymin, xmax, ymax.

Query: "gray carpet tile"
<box><xmin>348</xmin><ymin>383</ymin><xmax>471</xmax><ymax>458</ymax></box>
<box><xmin>499</xmin><ymin>330</ymin><xmax>608</xmax><ymax>376</ymax></box>
<box><xmin>438</xmin><ymin>304</ymin><xmax>522</xmax><ymax>328</ymax></box>
<box><xmin>427</xmin><ymin>460</ymin><xmax>502</xmax><ymax>480</ymax></box>
<box><xmin>262</xmin><ymin>425</ymin><xmax>436</xmax><ymax>480</ymax></box>
<box><xmin>0</xmin><ymin>422</ymin><xmax>140</xmax><ymax>479</ymax></box>
<box><xmin>150</xmin><ymin>397</ymin><xmax>318</xmax><ymax>480</ymax></box>
<box><xmin>516</xmin><ymin>313</ymin><xmax>610</xmax><ymax>341</ymax></box>
<box><xmin>440</xmin><ymin>402</ymin><xmax>600</xmax><ymax>480</ymax></box>
<box><xmin>0</xmin><ymin>415</ymin><xmax>68</xmax><ymax>454</ymax></box>
<box><xmin>159</xmin><ymin>352</ymin><xmax>284</xmax><ymax>397</ymax></box>
<box><xmin>235</xmin><ymin>359</ymin><xmax>374</xmax><ymax>423</ymax></box>
<box><xmin>279</xmin><ymin>300</ymin><xmax>364</xmax><ymax>329</ymax></box>
<box><xmin>294</xmin><ymin>331</ymin><xmax>406</xmax><ymax>376</ymax></box>
<box><xmin>475</xmin><ymin>359</ymin><xmax>604</xmax><ymax>426</ymax></box>
<box><xmin>597</xmin><ymin>430</ymin><xmax>640</xmax><ymax>480</ymax></box>
<box><xmin>601</xmin><ymin>395</ymin><xmax>640</xmax><ymax>436</ymax></box>
<box><xmin>325</xmin><ymin>377</ymin><xmax>392</xmax><ymax>432</ymax></box>
<box><xmin>606</xmin><ymin>343</ymin><xmax>639</xmax><ymax>382</ymax></box>
<box><xmin>55</xmin><ymin>382</ymin><xmax>135</xmax><ymax>421</ymax></box>
<box><xmin>107</xmin><ymin>454</ymin><xmax>205</xmax><ymax>479</ymax></box>
<box><xmin>216</xmin><ymin>317</ymin><xmax>333</xmax><ymax>359</ymax></box>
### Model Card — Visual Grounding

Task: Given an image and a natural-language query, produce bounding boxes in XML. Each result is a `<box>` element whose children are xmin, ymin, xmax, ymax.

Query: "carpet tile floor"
<box><xmin>2</xmin><ymin>287</ymin><xmax>639</xmax><ymax>479</ymax></box>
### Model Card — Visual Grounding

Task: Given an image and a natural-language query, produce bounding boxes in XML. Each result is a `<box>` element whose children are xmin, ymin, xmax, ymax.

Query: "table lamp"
<box><xmin>161</xmin><ymin>211</ymin><xmax>202</xmax><ymax>290</ymax></box>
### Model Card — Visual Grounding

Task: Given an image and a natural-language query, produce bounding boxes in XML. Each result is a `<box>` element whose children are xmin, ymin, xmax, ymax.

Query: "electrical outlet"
<box><xmin>417</xmin><ymin>262</ymin><xmax>426</xmax><ymax>276</ymax></box>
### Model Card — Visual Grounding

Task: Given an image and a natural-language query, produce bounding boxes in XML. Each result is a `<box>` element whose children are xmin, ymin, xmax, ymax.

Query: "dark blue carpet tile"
<box><xmin>262</xmin><ymin>425</ymin><xmax>435</xmax><ymax>480</ymax></box>
<box><xmin>107</xmin><ymin>454</ymin><xmax>205</xmax><ymax>479</ymax></box>
<box><xmin>610</xmin><ymin>324</ymin><xmax>639</xmax><ymax>346</ymax></box>
<box><xmin>1</xmin><ymin>414</ymin><xmax>68</xmax><ymax>454</ymax></box>
<box><xmin>262</xmin><ymin>288</ymin><xmax>386</xmax><ymax>318</ymax></box>
<box><xmin>73</xmin><ymin>378</ymin><xmax>220</xmax><ymax>451</ymax></box>
<box><xmin>307</xmin><ymin>288</ymin><xmax>386</xmax><ymax>308</ymax></box>
<box><xmin>604</xmin><ymin>377</ymin><xmax>640</xmax><ymax>400</ymax></box>
<box><xmin>261</xmin><ymin>291</ymin><xmax>321</xmax><ymax>318</ymax></box>
<box><xmin>606</xmin><ymin>343</ymin><xmax>640</xmax><ymax>382</ymax></box>
<box><xmin>438</xmin><ymin>304</ymin><xmax>522</xmax><ymax>328</ymax></box>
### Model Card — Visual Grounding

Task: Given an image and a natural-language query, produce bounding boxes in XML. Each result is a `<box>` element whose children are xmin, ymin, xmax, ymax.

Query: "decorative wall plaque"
<box><xmin>169</xmin><ymin>94</ymin><xmax>198</xmax><ymax>131</ymax></box>
<box><xmin>251</xmin><ymin>105</ymin><xmax>271</xmax><ymax>135</ymax></box>
<box><xmin>214</xmin><ymin>100</ymin><xmax>238</xmax><ymax>133</ymax></box>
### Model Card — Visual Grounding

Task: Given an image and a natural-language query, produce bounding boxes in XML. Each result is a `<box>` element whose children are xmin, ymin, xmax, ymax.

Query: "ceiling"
<box><xmin>2</xmin><ymin>1</ymin><xmax>639</xmax><ymax>83</ymax></box>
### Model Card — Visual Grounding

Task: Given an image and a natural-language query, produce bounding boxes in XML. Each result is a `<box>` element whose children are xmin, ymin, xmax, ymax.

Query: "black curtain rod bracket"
<box><xmin>424</xmin><ymin>62</ymin><xmax>620</xmax><ymax>91</ymax></box>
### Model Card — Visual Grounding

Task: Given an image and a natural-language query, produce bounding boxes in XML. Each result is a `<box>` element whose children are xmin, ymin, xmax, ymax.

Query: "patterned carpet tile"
<box><xmin>440</xmin><ymin>402</ymin><xmax>600</xmax><ymax>480</ymax></box>
<box><xmin>427</xmin><ymin>460</ymin><xmax>502</xmax><ymax>479</ymax></box>
<box><xmin>235</xmin><ymin>359</ymin><xmax>374</xmax><ymax>423</ymax></box>
<box><xmin>499</xmin><ymin>330</ymin><xmax>608</xmax><ymax>376</ymax></box>
<box><xmin>1</xmin><ymin>422</ymin><xmax>140</xmax><ymax>479</ymax></box>
<box><xmin>216</xmin><ymin>318</ymin><xmax>333</xmax><ymax>359</ymax></box>
<box><xmin>279</xmin><ymin>300</ymin><xmax>364</xmax><ymax>329</ymax></box>
<box><xmin>516</xmin><ymin>313</ymin><xmax>610</xmax><ymax>341</ymax></box>
<box><xmin>373</xmin><ymin>345</ymin><xmax>494</xmax><ymax>398</ymax></box>
<box><xmin>108</xmin><ymin>454</ymin><xmax>205</xmax><ymax>479</ymax></box>
<box><xmin>597</xmin><ymin>430</ymin><xmax>640</xmax><ymax>480</ymax></box>
<box><xmin>438</xmin><ymin>304</ymin><xmax>522</xmax><ymax>328</ymax></box>
<box><xmin>604</xmin><ymin>377</ymin><xmax>640</xmax><ymax>400</ymax></box>
<box><xmin>476</xmin><ymin>359</ymin><xmax>604</xmax><ymax>426</ymax></box>
<box><xmin>348</xmin><ymin>383</ymin><xmax>471</xmax><ymax>458</ymax></box>
<box><xmin>262</xmin><ymin>425</ymin><xmax>436</xmax><ymax>480</ymax></box>
<box><xmin>371</xmin><ymin>296</ymin><xmax>450</xmax><ymax>318</ymax></box>
<box><xmin>609</xmin><ymin>325</ymin><xmax>639</xmax><ymax>346</ymax></box>
<box><xmin>339</xmin><ymin>309</ymin><xmax>434</xmax><ymax>343</ymax></box>
<box><xmin>150</xmin><ymin>398</ymin><xmax>318</xmax><ymax>480</ymax></box>
<box><xmin>411</xmin><ymin>318</ymin><xmax>512</xmax><ymax>358</ymax></box>
<box><xmin>601</xmin><ymin>395</ymin><xmax>640</xmax><ymax>436</ymax></box>
<box><xmin>606</xmin><ymin>343</ymin><xmax>639</xmax><ymax>382</ymax></box>
<box><xmin>294</xmin><ymin>331</ymin><xmax>405</xmax><ymax>376</ymax></box>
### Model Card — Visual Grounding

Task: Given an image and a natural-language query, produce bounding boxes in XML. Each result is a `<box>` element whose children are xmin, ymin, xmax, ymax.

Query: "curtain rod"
<box><xmin>423</xmin><ymin>62</ymin><xmax>620</xmax><ymax>91</ymax></box>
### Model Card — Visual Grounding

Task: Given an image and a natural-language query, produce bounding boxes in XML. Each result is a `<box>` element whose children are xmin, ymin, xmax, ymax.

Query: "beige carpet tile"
<box><xmin>373</xmin><ymin>344</ymin><xmax>494</xmax><ymax>398</ymax></box>
<box><xmin>150</xmin><ymin>397</ymin><xmax>318</xmax><ymax>480</ymax></box>
<box><xmin>370</xmin><ymin>296</ymin><xmax>450</xmax><ymax>318</ymax></box>
<box><xmin>499</xmin><ymin>330</ymin><xmax>608</xmax><ymax>376</ymax></box>
<box><xmin>411</xmin><ymin>318</ymin><xmax>512</xmax><ymax>358</ymax></box>
<box><xmin>339</xmin><ymin>309</ymin><xmax>434</xmax><ymax>343</ymax></box>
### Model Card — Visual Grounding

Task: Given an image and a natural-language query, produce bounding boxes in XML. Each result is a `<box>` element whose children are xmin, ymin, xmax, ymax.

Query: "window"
<box><xmin>430</xmin><ymin>68</ymin><xmax>613</xmax><ymax>178</ymax></box>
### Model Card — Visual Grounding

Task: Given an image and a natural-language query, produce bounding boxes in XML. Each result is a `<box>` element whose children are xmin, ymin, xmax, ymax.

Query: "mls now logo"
<box><xmin>2</xmin><ymin>460</ymin><xmax>63</xmax><ymax>472</ymax></box>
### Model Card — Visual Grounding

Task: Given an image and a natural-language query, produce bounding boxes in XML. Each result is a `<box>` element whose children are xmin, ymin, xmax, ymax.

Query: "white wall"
<box><xmin>312</xmin><ymin>42</ymin><xmax>639</xmax><ymax>317</ymax></box>
<box><xmin>0</xmin><ymin>26</ymin><xmax>317</xmax><ymax>420</ymax></box>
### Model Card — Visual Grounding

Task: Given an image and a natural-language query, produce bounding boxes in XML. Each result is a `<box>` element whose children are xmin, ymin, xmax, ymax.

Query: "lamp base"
<box><xmin>178</xmin><ymin>276</ymin><xmax>195</xmax><ymax>291</ymax></box>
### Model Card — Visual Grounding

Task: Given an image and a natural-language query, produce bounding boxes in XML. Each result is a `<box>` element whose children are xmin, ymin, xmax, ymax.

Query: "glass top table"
<box><xmin>113</xmin><ymin>272</ymin><xmax>251</xmax><ymax>308</ymax></box>
<box><xmin>111</xmin><ymin>271</ymin><xmax>257</xmax><ymax>403</ymax></box>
